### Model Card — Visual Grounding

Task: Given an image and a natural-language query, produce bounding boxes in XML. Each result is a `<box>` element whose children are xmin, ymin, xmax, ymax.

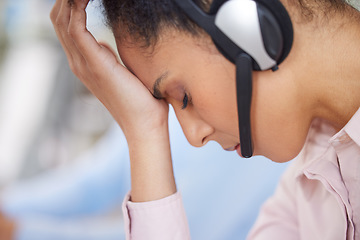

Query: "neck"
<box><xmin>291</xmin><ymin>8</ymin><xmax>360</xmax><ymax>130</ymax></box>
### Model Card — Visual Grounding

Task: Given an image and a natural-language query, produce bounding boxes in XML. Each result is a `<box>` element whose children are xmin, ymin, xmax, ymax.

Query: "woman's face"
<box><xmin>116</xmin><ymin>30</ymin><xmax>310</xmax><ymax>162</ymax></box>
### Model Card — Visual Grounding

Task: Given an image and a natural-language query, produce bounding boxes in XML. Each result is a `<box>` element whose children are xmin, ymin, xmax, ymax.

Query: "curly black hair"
<box><xmin>98</xmin><ymin>0</ymin><xmax>348</xmax><ymax>48</ymax></box>
<box><xmin>101</xmin><ymin>0</ymin><xmax>211</xmax><ymax>48</ymax></box>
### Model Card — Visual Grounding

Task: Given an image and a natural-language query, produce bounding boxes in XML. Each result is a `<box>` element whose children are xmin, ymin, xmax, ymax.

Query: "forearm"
<box><xmin>128</xmin><ymin>126</ymin><xmax>176</xmax><ymax>202</ymax></box>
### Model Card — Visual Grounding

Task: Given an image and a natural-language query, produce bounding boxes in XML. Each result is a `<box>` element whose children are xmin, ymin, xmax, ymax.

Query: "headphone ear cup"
<box><xmin>212</xmin><ymin>0</ymin><xmax>293</xmax><ymax>68</ymax></box>
<box><xmin>257</xmin><ymin>4</ymin><xmax>283</xmax><ymax>62</ymax></box>
<box><xmin>213</xmin><ymin>1</ymin><xmax>285</xmax><ymax>69</ymax></box>
<box><xmin>215</xmin><ymin>0</ymin><xmax>280</xmax><ymax>70</ymax></box>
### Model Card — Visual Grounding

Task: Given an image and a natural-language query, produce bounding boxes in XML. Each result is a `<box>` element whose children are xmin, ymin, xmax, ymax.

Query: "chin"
<box><xmin>258</xmin><ymin>142</ymin><xmax>305</xmax><ymax>163</ymax></box>
<box><xmin>270</xmin><ymin>154</ymin><xmax>299</xmax><ymax>163</ymax></box>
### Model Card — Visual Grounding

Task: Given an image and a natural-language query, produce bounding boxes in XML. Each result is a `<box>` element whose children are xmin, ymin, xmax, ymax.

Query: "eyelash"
<box><xmin>181</xmin><ymin>93</ymin><xmax>190</xmax><ymax>109</ymax></box>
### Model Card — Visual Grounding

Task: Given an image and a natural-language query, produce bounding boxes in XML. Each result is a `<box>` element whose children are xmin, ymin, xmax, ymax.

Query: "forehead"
<box><xmin>116</xmin><ymin>44</ymin><xmax>166</xmax><ymax>92</ymax></box>
<box><xmin>115</xmin><ymin>31</ymin><xmax>214</xmax><ymax>89</ymax></box>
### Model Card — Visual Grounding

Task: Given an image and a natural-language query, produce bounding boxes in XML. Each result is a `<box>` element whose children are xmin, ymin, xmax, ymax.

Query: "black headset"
<box><xmin>173</xmin><ymin>0</ymin><xmax>293</xmax><ymax>158</ymax></box>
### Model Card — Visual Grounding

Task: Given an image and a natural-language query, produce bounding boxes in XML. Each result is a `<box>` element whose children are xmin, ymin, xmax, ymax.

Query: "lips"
<box><xmin>225</xmin><ymin>144</ymin><xmax>240</xmax><ymax>152</ymax></box>
<box><xmin>235</xmin><ymin>144</ymin><xmax>241</xmax><ymax>156</ymax></box>
<box><xmin>224</xmin><ymin>144</ymin><xmax>243</xmax><ymax>157</ymax></box>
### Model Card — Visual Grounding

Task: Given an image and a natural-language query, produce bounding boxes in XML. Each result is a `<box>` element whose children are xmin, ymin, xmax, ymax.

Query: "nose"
<box><xmin>174</xmin><ymin>108</ymin><xmax>214</xmax><ymax>147</ymax></box>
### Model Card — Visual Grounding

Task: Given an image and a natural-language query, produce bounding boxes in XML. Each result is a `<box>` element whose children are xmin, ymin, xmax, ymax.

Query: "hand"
<box><xmin>50</xmin><ymin>0</ymin><xmax>176</xmax><ymax>202</ymax></box>
<box><xmin>50</xmin><ymin>0</ymin><xmax>169</xmax><ymax>140</ymax></box>
<box><xmin>0</xmin><ymin>212</ymin><xmax>15</xmax><ymax>240</ymax></box>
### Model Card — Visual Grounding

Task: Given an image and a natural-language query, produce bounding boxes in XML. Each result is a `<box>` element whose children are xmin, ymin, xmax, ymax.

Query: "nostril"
<box><xmin>201</xmin><ymin>136</ymin><xmax>208</xmax><ymax>146</ymax></box>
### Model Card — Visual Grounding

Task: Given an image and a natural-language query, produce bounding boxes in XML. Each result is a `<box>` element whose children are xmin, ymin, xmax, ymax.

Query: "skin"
<box><xmin>117</xmin><ymin>2</ymin><xmax>360</xmax><ymax>162</ymax></box>
<box><xmin>50</xmin><ymin>0</ymin><xmax>360</xmax><ymax>203</ymax></box>
<box><xmin>117</xmin><ymin>31</ymin><xmax>310</xmax><ymax>163</ymax></box>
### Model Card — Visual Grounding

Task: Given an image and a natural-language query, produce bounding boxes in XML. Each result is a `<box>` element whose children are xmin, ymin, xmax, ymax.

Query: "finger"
<box><xmin>57</xmin><ymin>0</ymin><xmax>72</xmax><ymax>34</ymax></box>
<box><xmin>50</xmin><ymin>0</ymin><xmax>74</xmax><ymax>61</ymax></box>
<box><xmin>49</xmin><ymin>0</ymin><xmax>61</xmax><ymax>23</ymax></box>
<box><xmin>55</xmin><ymin>0</ymin><xmax>78</xmax><ymax>60</ymax></box>
<box><xmin>68</xmin><ymin>0</ymin><xmax>103</xmax><ymax>65</ymax></box>
<box><xmin>53</xmin><ymin>0</ymin><xmax>88</xmax><ymax>76</ymax></box>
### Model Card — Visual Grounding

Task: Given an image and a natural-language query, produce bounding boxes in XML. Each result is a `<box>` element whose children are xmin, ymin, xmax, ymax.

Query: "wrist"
<box><xmin>125</xmin><ymin>116</ymin><xmax>169</xmax><ymax>146</ymax></box>
<box><xmin>127</xmin><ymin>124</ymin><xmax>176</xmax><ymax>202</ymax></box>
<box><xmin>115</xmin><ymin>105</ymin><xmax>170</xmax><ymax>144</ymax></box>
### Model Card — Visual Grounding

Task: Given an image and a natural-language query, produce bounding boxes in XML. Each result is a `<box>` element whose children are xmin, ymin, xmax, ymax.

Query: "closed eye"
<box><xmin>182</xmin><ymin>93</ymin><xmax>189</xmax><ymax>109</ymax></box>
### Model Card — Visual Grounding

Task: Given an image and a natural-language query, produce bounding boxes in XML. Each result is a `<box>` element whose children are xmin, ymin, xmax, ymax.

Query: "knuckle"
<box><xmin>69</xmin><ymin>61</ymin><xmax>78</xmax><ymax>75</ymax></box>
<box><xmin>49</xmin><ymin>9</ymin><xmax>56</xmax><ymax>23</ymax></box>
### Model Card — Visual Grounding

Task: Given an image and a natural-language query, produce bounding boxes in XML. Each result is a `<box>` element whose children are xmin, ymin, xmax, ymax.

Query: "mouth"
<box><xmin>224</xmin><ymin>144</ymin><xmax>240</xmax><ymax>152</ymax></box>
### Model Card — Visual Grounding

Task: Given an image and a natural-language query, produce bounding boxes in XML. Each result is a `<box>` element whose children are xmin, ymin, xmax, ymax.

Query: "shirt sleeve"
<box><xmin>122</xmin><ymin>192</ymin><xmax>191</xmax><ymax>240</ymax></box>
<box><xmin>247</xmin><ymin>161</ymin><xmax>300</xmax><ymax>240</ymax></box>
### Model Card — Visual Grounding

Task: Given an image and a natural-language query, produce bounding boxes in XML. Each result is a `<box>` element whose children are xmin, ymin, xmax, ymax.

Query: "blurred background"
<box><xmin>0</xmin><ymin>0</ymin><xmax>125</xmax><ymax>239</ymax></box>
<box><xmin>0</xmin><ymin>0</ymin><xmax>115</xmax><ymax>185</ymax></box>
<box><xmin>0</xmin><ymin>1</ymin><xmax>290</xmax><ymax>240</ymax></box>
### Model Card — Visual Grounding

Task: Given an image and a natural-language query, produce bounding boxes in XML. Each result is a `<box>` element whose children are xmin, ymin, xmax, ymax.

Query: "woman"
<box><xmin>50</xmin><ymin>0</ymin><xmax>360</xmax><ymax>239</ymax></box>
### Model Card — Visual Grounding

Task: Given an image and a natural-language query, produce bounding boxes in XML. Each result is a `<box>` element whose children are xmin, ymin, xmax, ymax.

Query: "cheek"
<box><xmin>251</xmin><ymin>71</ymin><xmax>310</xmax><ymax>162</ymax></box>
<box><xmin>192</xmin><ymin>77</ymin><xmax>239</xmax><ymax>137</ymax></box>
<box><xmin>251</xmin><ymin>93</ymin><xmax>310</xmax><ymax>162</ymax></box>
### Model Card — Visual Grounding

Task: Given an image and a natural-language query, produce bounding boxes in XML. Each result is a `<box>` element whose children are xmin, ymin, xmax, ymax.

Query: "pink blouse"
<box><xmin>123</xmin><ymin>108</ymin><xmax>360</xmax><ymax>239</ymax></box>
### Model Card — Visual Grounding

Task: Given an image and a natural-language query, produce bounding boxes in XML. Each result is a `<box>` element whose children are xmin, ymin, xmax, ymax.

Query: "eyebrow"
<box><xmin>153</xmin><ymin>71</ymin><xmax>169</xmax><ymax>100</ymax></box>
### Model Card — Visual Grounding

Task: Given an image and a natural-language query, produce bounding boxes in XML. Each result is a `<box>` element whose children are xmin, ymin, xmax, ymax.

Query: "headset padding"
<box><xmin>253</xmin><ymin>0</ymin><xmax>293</xmax><ymax>64</ymax></box>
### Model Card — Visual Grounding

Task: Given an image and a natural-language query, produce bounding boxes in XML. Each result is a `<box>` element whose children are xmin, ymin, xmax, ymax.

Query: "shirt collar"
<box><xmin>343</xmin><ymin>107</ymin><xmax>360</xmax><ymax>147</ymax></box>
<box><xmin>294</xmin><ymin>107</ymin><xmax>360</xmax><ymax>178</ymax></box>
